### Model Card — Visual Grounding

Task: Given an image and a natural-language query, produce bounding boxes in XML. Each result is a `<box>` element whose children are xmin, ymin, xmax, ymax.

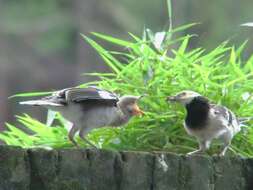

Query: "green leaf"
<box><xmin>46</xmin><ymin>110</ymin><xmax>57</xmax><ymax>126</ymax></box>
<box><xmin>9</xmin><ymin>91</ymin><xmax>53</xmax><ymax>99</ymax></box>
<box><xmin>81</xmin><ymin>34</ymin><xmax>123</xmax><ymax>73</ymax></box>
<box><xmin>92</xmin><ymin>32</ymin><xmax>133</xmax><ymax>47</ymax></box>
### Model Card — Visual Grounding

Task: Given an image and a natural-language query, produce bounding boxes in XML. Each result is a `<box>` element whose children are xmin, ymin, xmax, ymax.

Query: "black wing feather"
<box><xmin>41</xmin><ymin>87</ymin><xmax>119</xmax><ymax>106</ymax></box>
<box><xmin>65</xmin><ymin>87</ymin><xmax>119</xmax><ymax>103</ymax></box>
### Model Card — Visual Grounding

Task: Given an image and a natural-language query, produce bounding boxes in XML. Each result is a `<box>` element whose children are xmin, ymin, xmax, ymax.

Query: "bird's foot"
<box><xmin>217</xmin><ymin>146</ymin><xmax>229</xmax><ymax>157</ymax></box>
<box><xmin>186</xmin><ymin>149</ymin><xmax>204</xmax><ymax>156</ymax></box>
<box><xmin>217</xmin><ymin>150</ymin><xmax>226</xmax><ymax>157</ymax></box>
<box><xmin>87</xmin><ymin>143</ymin><xmax>98</xmax><ymax>150</ymax></box>
<box><xmin>82</xmin><ymin>138</ymin><xmax>98</xmax><ymax>150</ymax></box>
<box><xmin>70</xmin><ymin>140</ymin><xmax>80</xmax><ymax>148</ymax></box>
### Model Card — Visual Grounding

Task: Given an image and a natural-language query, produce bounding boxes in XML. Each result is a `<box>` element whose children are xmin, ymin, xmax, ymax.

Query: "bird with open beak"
<box><xmin>167</xmin><ymin>90</ymin><xmax>247</xmax><ymax>156</ymax></box>
<box><xmin>20</xmin><ymin>86</ymin><xmax>144</xmax><ymax>148</ymax></box>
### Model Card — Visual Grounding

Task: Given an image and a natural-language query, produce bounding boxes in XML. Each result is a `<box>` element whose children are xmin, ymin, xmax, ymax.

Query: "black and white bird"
<box><xmin>20</xmin><ymin>86</ymin><xmax>144</xmax><ymax>148</ymax></box>
<box><xmin>167</xmin><ymin>90</ymin><xmax>250</xmax><ymax>156</ymax></box>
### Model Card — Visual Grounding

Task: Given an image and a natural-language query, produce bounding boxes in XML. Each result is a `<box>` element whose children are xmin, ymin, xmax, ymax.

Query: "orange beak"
<box><xmin>132</xmin><ymin>104</ymin><xmax>144</xmax><ymax>116</ymax></box>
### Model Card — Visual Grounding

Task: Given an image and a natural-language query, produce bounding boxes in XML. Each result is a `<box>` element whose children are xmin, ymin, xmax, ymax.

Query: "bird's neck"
<box><xmin>185</xmin><ymin>96</ymin><xmax>210</xmax><ymax>129</ymax></box>
<box><xmin>110</xmin><ymin>106</ymin><xmax>131</xmax><ymax>126</ymax></box>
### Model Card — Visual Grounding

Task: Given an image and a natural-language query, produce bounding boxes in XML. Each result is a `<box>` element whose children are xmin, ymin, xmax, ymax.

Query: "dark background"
<box><xmin>1</xmin><ymin>0</ymin><xmax>253</xmax><ymax>128</ymax></box>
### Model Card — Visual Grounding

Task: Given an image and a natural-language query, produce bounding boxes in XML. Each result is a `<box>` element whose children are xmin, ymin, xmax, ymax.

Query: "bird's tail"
<box><xmin>238</xmin><ymin>117</ymin><xmax>253</xmax><ymax>127</ymax></box>
<box><xmin>19</xmin><ymin>100</ymin><xmax>62</xmax><ymax>106</ymax></box>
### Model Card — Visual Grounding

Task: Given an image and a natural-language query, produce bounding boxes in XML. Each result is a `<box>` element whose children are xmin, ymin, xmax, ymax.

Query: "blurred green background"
<box><xmin>1</xmin><ymin>0</ymin><xmax>253</xmax><ymax>128</ymax></box>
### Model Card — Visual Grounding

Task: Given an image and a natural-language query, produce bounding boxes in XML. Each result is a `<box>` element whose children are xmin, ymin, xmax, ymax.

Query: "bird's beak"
<box><xmin>132</xmin><ymin>104</ymin><xmax>144</xmax><ymax>116</ymax></box>
<box><xmin>137</xmin><ymin>95</ymin><xmax>145</xmax><ymax>100</ymax></box>
<box><xmin>166</xmin><ymin>95</ymin><xmax>177</xmax><ymax>102</ymax></box>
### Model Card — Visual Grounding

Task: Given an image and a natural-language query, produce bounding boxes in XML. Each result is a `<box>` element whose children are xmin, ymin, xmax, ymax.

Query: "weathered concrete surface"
<box><xmin>0</xmin><ymin>146</ymin><xmax>30</xmax><ymax>190</ymax></box>
<box><xmin>0</xmin><ymin>146</ymin><xmax>252</xmax><ymax>190</ymax></box>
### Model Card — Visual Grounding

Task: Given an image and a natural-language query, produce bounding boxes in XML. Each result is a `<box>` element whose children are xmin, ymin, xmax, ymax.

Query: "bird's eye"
<box><xmin>126</xmin><ymin>105</ymin><xmax>134</xmax><ymax>113</ymax></box>
<box><xmin>180</xmin><ymin>92</ymin><xmax>186</xmax><ymax>96</ymax></box>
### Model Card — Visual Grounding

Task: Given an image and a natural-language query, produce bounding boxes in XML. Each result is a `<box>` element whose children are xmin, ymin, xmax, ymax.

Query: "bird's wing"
<box><xmin>210</xmin><ymin>104</ymin><xmax>239</xmax><ymax>128</ymax></box>
<box><xmin>64</xmin><ymin>87</ymin><xmax>119</xmax><ymax>103</ymax></box>
<box><xmin>210</xmin><ymin>104</ymin><xmax>232</xmax><ymax>124</ymax></box>
<box><xmin>20</xmin><ymin>87</ymin><xmax>119</xmax><ymax>107</ymax></box>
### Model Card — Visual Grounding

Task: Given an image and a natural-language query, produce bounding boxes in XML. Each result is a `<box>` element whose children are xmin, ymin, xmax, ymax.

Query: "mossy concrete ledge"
<box><xmin>0</xmin><ymin>146</ymin><xmax>253</xmax><ymax>190</ymax></box>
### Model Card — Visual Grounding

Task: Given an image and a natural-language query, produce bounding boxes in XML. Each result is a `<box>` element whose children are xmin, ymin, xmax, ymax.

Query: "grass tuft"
<box><xmin>3</xmin><ymin>24</ymin><xmax>253</xmax><ymax>156</ymax></box>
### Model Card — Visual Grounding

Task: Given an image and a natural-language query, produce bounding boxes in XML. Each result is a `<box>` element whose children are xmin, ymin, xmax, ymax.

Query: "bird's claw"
<box><xmin>69</xmin><ymin>139</ymin><xmax>80</xmax><ymax>148</ymax></box>
<box><xmin>82</xmin><ymin>138</ymin><xmax>98</xmax><ymax>150</ymax></box>
<box><xmin>217</xmin><ymin>152</ymin><xmax>226</xmax><ymax>157</ymax></box>
<box><xmin>186</xmin><ymin>150</ymin><xmax>204</xmax><ymax>156</ymax></box>
<box><xmin>88</xmin><ymin>144</ymin><xmax>98</xmax><ymax>150</ymax></box>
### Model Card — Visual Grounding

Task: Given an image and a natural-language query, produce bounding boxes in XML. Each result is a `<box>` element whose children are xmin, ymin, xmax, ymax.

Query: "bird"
<box><xmin>166</xmin><ymin>90</ymin><xmax>250</xmax><ymax>156</ymax></box>
<box><xmin>20</xmin><ymin>86</ymin><xmax>144</xmax><ymax>148</ymax></box>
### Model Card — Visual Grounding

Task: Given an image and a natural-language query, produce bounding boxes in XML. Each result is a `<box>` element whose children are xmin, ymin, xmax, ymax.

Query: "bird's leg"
<box><xmin>68</xmin><ymin>124</ymin><xmax>79</xmax><ymax>147</ymax></box>
<box><xmin>187</xmin><ymin>140</ymin><xmax>210</xmax><ymax>156</ymax></box>
<box><xmin>219</xmin><ymin>144</ymin><xmax>230</xmax><ymax>156</ymax></box>
<box><xmin>79</xmin><ymin>127</ymin><xmax>98</xmax><ymax>149</ymax></box>
<box><xmin>218</xmin><ymin>133</ymin><xmax>232</xmax><ymax>156</ymax></box>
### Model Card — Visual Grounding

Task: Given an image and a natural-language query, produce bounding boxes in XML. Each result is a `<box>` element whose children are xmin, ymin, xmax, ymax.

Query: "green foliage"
<box><xmin>9</xmin><ymin>91</ymin><xmax>53</xmax><ymax>99</ymax></box>
<box><xmin>2</xmin><ymin>24</ymin><xmax>253</xmax><ymax>156</ymax></box>
<box><xmin>0</xmin><ymin>114</ymin><xmax>69</xmax><ymax>149</ymax></box>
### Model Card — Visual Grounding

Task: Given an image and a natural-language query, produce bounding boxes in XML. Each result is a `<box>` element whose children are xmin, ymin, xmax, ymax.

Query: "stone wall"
<box><xmin>0</xmin><ymin>146</ymin><xmax>252</xmax><ymax>190</ymax></box>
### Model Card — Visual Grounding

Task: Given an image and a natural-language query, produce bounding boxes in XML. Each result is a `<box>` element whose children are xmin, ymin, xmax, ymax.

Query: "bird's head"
<box><xmin>166</xmin><ymin>90</ymin><xmax>201</xmax><ymax>106</ymax></box>
<box><xmin>117</xmin><ymin>95</ymin><xmax>144</xmax><ymax>116</ymax></box>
